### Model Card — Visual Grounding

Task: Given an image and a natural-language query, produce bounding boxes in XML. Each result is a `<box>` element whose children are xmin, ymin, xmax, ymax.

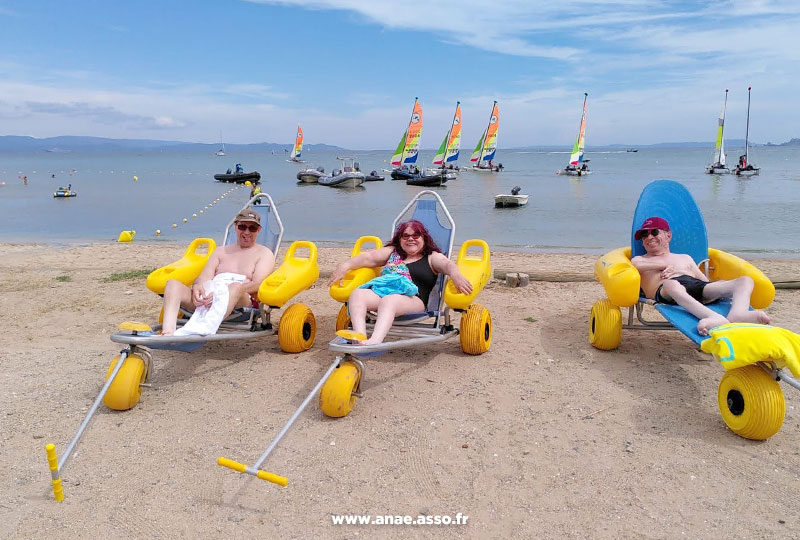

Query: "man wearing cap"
<box><xmin>160</xmin><ymin>209</ymin><xmax>275</xmax><ymax>336</ymax></box>
<box><xmin>631</xmin><ymin>216</ymin><xmax>770</xmax><ymax>336</ymax></box>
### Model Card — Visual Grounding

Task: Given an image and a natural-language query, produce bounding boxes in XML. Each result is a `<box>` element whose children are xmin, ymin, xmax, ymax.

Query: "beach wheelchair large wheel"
<box><xmin>335</xmin><ymin>304</ymin><xmax>351</xmax><ymax>332</ymax></box>
<box><xmin>103</xmin><ymin>353</ymin><xmax>147</xmax><ymax>411</ymax></box>
<box><xmin>278</xmin><ymin>303</ymin><xmax>316</xmax><ymax>353</ymax></box>
<box><xmin>717</xmin><ymin>365</ymin><xmax>785</xmax><ymax>440</ymax></box>
<box><xmin>319</xmin><ymin>360</ymin><xmax>360</xmax><ymax>418</ymax></box>
<box><xmin>460</xmin><ymin>304</ymin><xmax>492</xmax><ymax>355</ymax></box>
<box><xmin>589</xmin><ymin>299</ymin><xmax>622</xmax><ymax>350</ymax></box>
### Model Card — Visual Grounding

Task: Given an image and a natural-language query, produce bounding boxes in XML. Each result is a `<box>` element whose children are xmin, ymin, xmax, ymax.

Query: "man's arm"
<box><xmin>243</xmin><ymin>248</ymin><xmax>276</xmax><ymax>296</ymax></box>
<box><xmin>630</xmin><ymin>255</ymin><xmax>667</xmax><ymax>273</ymax></box>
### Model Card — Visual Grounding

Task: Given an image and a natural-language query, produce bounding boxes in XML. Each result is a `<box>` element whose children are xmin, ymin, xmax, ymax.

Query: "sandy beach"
<box><xmin>1</xmin><ymin>241</ymin><xmax>799</xmax><ymax>539</ymax></box>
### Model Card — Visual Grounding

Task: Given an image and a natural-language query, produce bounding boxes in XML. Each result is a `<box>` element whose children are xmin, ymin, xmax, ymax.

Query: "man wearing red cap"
<box><xmin>631</xmin><ymin>216</ymin><xmax>770</xmax><ymax>336</ymax></box>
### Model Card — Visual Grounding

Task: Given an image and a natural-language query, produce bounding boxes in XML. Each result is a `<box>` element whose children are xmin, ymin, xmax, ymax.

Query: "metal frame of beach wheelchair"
<box><xmin>590</xmin><ymin>179</ymin><xmax>800</xmax><ymax>441</ymax></box>
<box><xmin>215</xmin><ymin>190</ymin><xmax>493</xmax><ymax>487</ymax></box>
<box><xmin>45</xmin><ymin>193</ymin><xmax>320</xmax><ymax>501</ymax></box>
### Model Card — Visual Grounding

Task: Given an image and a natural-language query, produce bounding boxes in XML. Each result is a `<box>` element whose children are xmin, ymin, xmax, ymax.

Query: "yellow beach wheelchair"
<box><xmin>45</xmin><ymin>193</ymin><xmax>319</xmax><ymax>500</ymax></box>
<box><xmin>215</xmin><ymin>190</ymin><xmax>492</xmax><ymax>488</ymax></box>
<box><xmin>591</xmin><ymin>180</ymin><xmax>800</xmax><ymax>440</ymax></box>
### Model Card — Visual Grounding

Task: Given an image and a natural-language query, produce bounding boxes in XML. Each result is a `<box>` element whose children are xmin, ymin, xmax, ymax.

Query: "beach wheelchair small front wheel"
<box><xmin>589</xmin><ymin>299</ymin><xmax>622</xmax><ymax>350</ymax></box>
<box><xmin>103</xmin><ymin>353</ymin><xmax>147</xmax><ymax>411</ymax></box>
<box><xmin>319</xmin><ymin>360</ymin><xmax>361</xmax><ymax>417</ymax></box>
<box><xmin>717</xmin><ymin>364</ymin><xmax>785</xmax><ymax>440</ymax></box>
<box><xmin>335</xmin><ymin>304</ymin><xmax>351</xmax><ymax>332</ymax></box>
<box><xmin>459</xmin><ymin>304</ymin><xmax>492</xmax><ymax>355</ymax></box>
<box><xmin>278</xmin><ymin>303</ymin><xmax>316</xmax><ymax>353</ymax></box>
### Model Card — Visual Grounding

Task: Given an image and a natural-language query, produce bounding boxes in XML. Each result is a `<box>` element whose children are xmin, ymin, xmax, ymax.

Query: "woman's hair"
<box><xmin>387</xmin><ymin>220</ymin><xmax>442</xmax><ymax>259</ymax></box>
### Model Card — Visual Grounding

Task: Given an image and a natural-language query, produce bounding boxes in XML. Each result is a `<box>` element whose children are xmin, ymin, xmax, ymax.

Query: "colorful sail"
<box><xmin>390</xmin><ymin>98</ymin><xmax>423</xmax><ymax>167</ymax></box>
<box><xmin>712</xmin><ymin>90</ymin><xmax>728</xmax><ymax>166</ymax></box>
<box><xmin>433</xmin><ymin>102</ymin><xmax>462</xmax><ymax>165</ymax></box>
<box><xmin>569</xmin><ymin>94</ymin><xmax>588</xmax><ymax>167</ymax></box>
<box><xmin>391</xmin><ymin>130</ymin><xmax>407</xmax><ymax>167</ymax></box>
<box><xmin>470</xmin><ymin>130</ymin><xmax>486</xmax><ymax>163</ymax></box>
<box><xmin>479</xmin><ymin>101</ymin><xmax>499</xmax><ymax>163</ymax></box>
<box><xmin>290</xmin><ymin>125</ymin><xmax>303</xmax><ymax>159</ymax></box>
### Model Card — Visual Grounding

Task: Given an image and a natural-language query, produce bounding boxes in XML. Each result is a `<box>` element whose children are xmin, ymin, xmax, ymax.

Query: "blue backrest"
<box><xmin>631</xmin><ymin>180</ymin><xmax>708</xmax><ymax>265</ymax></box>
<box><xmin>394</xmin><ymin>196</ymin><xmax>454</xmax><ymax>312</ymax></box>
<box><xmin>223</xmin><ymin>196</ymin><xmax>282</xmax><ymax>256</ymax></box>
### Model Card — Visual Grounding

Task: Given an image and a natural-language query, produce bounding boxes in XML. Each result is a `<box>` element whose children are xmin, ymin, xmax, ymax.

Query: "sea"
<box><xmin>1</xmin><ymin>146</ymin><xmax>798</xmax><ymax>257</ymax></box>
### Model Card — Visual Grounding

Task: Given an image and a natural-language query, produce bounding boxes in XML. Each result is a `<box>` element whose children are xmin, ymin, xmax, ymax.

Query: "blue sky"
<box><xmin>0</xmin><ymin>0</ymin><xmax>798</xmax><ymax>148</ymax></box>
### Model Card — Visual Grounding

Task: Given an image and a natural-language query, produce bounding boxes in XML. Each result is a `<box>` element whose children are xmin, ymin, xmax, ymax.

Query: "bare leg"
<box><xmin>347</xmin><ymin>288</ymin><xmax>381</xmax><ymax>338</ymax></box>
<box><xmin>162</xmin><ymin>279</ymin><xmax>193</xmax><ymax>335</ymax></box>
<box><xmin>363</xmin><ymin>294</ymin><xmax>426</xmax><ymax>345</ymax></box>
<box><xmin>659</xmin><ymin>280</ymin><xmax>727</xmax><ymax>336</ymax></box>
<box><xmin>703</xmin><ymin>276</ymin><xmax>770</xmax><ymax>325</ymax></box>
<box><xmin>223</xmin><ymin>283</ymin><xmax>252</xmax><ymax>319</ymax></box>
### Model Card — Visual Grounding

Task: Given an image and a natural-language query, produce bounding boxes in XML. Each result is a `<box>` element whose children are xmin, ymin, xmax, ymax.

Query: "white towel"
<box><xmin>174</xmin><ymin>272</ymin><xmax>247</xmax><ymax>336</ymax></box>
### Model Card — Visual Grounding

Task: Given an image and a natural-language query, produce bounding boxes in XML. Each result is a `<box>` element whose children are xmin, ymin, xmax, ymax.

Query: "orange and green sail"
<box><xmin>569</xmin><ymin>94</ymin><xmax>588</xmax><ymax>167</ymax></box>
<box><xmin>391</xmin><ymin>98</ymin><xmax>423</xmax><ymax>166</ymax></box>
<box><xmin>470</xmin><ymin>101</ymin><xmax>498</xmax><ymax>164</ymax></box>
<box><xmin>290</xmin><ymin>125</ymin><xmax>303</xmax><ymax>160</ymax></box>
<box><xmin>433</xmin><ymin>102</ymin><xmax>462</xmax><ymax>165</ymax></box>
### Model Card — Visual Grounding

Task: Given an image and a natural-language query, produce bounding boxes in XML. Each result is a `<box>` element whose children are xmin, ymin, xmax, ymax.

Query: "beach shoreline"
<box><xmin>2</xmin><ymin>241</ymin><xmax>799</xmax><ymax>539</ymax></box>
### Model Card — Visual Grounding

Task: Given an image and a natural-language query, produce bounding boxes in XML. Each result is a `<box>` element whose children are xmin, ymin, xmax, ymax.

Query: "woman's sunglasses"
<box><xmin>636</xmin><ymin>228</ymin><xmax>661</xmax><ymax>240</ymax></box>
<box><xmin>237</xmin><ymin>223</ymin><xmax>260</xmax><ymax>232</ymax></box>
<box><xmin>401</xmin><ymin>232</ymin><xmax>421</xmax><ymax>240</ymax></box>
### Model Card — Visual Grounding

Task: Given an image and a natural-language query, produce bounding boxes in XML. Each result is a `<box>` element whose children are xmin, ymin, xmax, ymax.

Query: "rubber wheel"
<box><xmin>589</xmin><ymin>299</ymin><xmax>622</xmax><ymax>350</ymax></box>
<box><xmin>103</xmin><ymin>354</ymin><xmax>146</xmax><ymax>411</ymax></box>
<box><xmin>459</xmin><ymin>304</ymin><xmax>492</xmax><ymax>355</ymax></box>
<box><xmin>278</xmin><ymin>303</ymin><xmax>316</xmax><ymax>353</ymax></box>
<box><xmin>335</xmin><ymin>304</ymin><xmax>351</xmax><ymax>332</ymax></box>
<box><xmin>717</xmin><ymin>365</ymin><xmax>785</xmax><ymax>440</ymax></box>
<box><xmin>319</xmin><ymin>360</ymin><xmax>360</xmax><ymax>417</ymax></box>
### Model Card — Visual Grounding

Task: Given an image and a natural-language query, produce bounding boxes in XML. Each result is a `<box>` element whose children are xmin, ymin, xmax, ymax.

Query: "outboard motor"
<box><xmin>370</xmin><ymin>170</ymin><xmax>377</xmax><ymax>176</ymax></box>
<box><xmin>354</xmin><ymin>161</ymin><xmax>361</xmax><ymax>171</ymax></box>
<box><xmin>316</xmin><ymin>166</ymin><xmax>325</xmax><ymax>173</ymax></box>
<box><xmin>511</xmin><ymin>186</ymin><xmax>521</xmax><ymax>196</ymax></box>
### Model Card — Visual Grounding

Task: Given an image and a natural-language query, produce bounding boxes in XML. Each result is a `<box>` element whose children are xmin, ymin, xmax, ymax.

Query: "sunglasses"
<box><xmin>401</xmin><ymin>232</ymin><xmax>421</xmax><ymax>240</ymax></box>
<box><xmin>237</xmin><ymin>223</ymin><xmax>260</xmax><ymax>232</ymax></box>
<box><xmin>636</xmin><ymin>228</ymin><xmax>661</xmax><ymax>240</ymax></box>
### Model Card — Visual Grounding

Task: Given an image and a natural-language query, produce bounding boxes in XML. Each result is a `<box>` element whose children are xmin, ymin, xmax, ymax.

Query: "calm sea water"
<box><xmin>1</xmin><ymin>146</ymin><xmax>798</xmax><ymax>257</ymax></box>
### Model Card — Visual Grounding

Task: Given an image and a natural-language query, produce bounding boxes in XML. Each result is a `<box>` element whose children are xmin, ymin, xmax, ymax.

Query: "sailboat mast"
<box><xmin>745</xmin><ymin>86</ymin><xmax>751</xmax><ymax>163</ymax></box>
<box><xmin>399</xmin><ymin>97</ymin><xmax>418</xmax><ymax>166</ymax></box>
<box><xmin>479</xmin><ymin>101</ymin><xmax>497</xmax><ymax>162</ymax></box>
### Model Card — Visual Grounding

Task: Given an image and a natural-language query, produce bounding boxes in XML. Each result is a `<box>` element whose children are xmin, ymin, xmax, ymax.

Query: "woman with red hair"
<box><xmin>329</xmin><ymin>220</ymin><xmax>472</xmax><ymax>345</ymax></box>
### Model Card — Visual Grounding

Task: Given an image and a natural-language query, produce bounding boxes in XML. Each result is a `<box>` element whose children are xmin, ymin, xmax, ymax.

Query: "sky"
<box><xmin>0</xmin><ymin>0</ymin><xmax>798</xmax><ymax>149</ymax></box>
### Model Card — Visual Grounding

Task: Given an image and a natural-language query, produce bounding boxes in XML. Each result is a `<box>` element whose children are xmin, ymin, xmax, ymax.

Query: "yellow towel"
<box><xmin>700</xmin><ymin>323</ymin><xmax>800</xmax><ymax>378</ymax></box>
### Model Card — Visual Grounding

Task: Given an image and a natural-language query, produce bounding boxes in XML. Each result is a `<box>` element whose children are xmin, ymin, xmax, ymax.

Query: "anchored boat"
<box><xmin>319</xmin><ymin>157</ymin><xmax>365</xmax><ymax>187</ymax></box>
<box><xmin>705</xmin><ymin>89</ymin><xmax>730</xmax><ymax>174</ymax></box>
<box><xmin>464</xmin><ymin>101</ymin><xmax>502</xmax><ymax>172</ymax></box>
<box><xmin>389</xmin><ymin>98</ymin><xmax>423</xmax><ymax>177</ymax></box>
<box><xmin>557</xmin><ymin>93</ymin><xmax>590</xmax><ymax>176</ymax></box>
<box><xmin>733</xmin><ymin>86</ymin><xmax>760</xmax><ymax>176</ymax></box>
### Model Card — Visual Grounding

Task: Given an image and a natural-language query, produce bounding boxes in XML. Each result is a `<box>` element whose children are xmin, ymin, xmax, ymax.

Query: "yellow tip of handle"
<box><xmin>257</xmin><ymin>470</ymin><xmax>289</xmax><ymax>487</ymax></box>
<box><xmin>45</xmin><ymin>443</ymin><xmax>64</xmax><ymax>501</ymax></box>
<box><xmin>217</xmin><ymin>456</ymin><xmax>246</xmax><ymax>473</ymax></box>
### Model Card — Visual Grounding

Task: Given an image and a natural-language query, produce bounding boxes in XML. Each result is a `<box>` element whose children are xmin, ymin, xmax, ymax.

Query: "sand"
<box><xmin>1</xmin><ymin>242</ymin><xmax>799</xmax><ymax>539</ymax></box>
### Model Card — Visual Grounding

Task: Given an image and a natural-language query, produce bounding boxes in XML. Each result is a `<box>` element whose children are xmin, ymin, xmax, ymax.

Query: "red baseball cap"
<box><xmin>635</xmin><ymin>216</ymin><xmax>670</xmax><ymax>240</ymax></box>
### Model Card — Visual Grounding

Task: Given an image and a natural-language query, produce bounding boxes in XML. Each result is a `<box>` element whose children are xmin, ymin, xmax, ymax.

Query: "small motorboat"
<box><xmin>297</xmin><ymin>166</ymin><xmax>326</xmax><ymax>183</ymax></box>
<box><xmin>364</xmin><ymin>170</ymin><xmax>385</xmax><ymax>182</ymax></box>
<box><xmin>214</xmin><ymin>171</ymin><xmax>261</xmax><ymax>184</ymax></box>
<box><xmin>406</xmin><ymin>170</ymin><xmax>453</xmax><ymax>187</ymax></box>
<box><xmin>390</xmin><ymin>167</ymin><xmax>421</xmax><ymax>180</ymax></box>
<box><xmin>494</xmin><ymin>186</ymin><xmax>528</xmax><ymax>208</ymax></box>
<box><xmin>54</xmin><ymin>187</ymin><xmax>77</xmax><ymax>198</ymax></box>
<box><xmin>319</xmin><ymin>157</ymin><xmax>365</xmax><ymax>188</ymax></box>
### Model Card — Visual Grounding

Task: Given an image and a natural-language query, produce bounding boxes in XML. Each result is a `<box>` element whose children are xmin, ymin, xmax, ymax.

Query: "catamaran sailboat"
<box><xmin>389</xmin><ymin>98</ymin><xmax>423</xmax><ymax>179</ymax></box>
<box><xmin>464</xmin><ymin>101</ymin><xmax>501</xmax><ymax>172</ymax></box>
<box><xmin>558</xmin><ymin>93</ymin><xmax>590</xmax><ymax>176</ymax></box>
<box><xmin>431</xmin><ymin>102</ymin><xmax>462</xmax><ymax>173</ymax></box>
<box><xmin>733</xmin><ymin>86</ymin><xmax>760</xmax><ymax>177</ymax></box>
<box><xmin>287</xmin><ymin>125</ymin><xmax>305</xmax><ymax>163</ymax></box>
<box><xmin>705</xmin><ymin>89</ymin><xmax>730</xmax><ymax>174</ymax></box>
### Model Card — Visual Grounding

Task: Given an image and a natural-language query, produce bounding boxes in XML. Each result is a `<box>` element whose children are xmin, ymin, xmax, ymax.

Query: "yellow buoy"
<box><xmin>133</xmin><ymin>175</ymin><xmax>138</xmax><ymax>182</ymax></box>
<box><xmin>172</xmin><ymin>223</ymin><xmax>177</xmax><ymax>228</ymax></box>
<box><xmin>199</xmin><ymin>210</ymin><xmax>204</xmax><ymax>214</ymax></box>
<box><xmin>245</xmin><ymin>181</ymin><xmax>252</xmax><ymax>186</ymax></box>
<box><xmin>117</xmin><ymin>230</ymin><xmax>136</xmax><ymax>243</ymax></box>
<box><xmin>182</xmin><ymin>218</ymin><xmax>188</xmax><ymax>223</ymax></box>
<box><xmin>155</xmin><ymin>229</ymin><xmax>161</xmax><ymax>236</ymax></box>
<box><xmin>192</xmin><ymin>213</ymin><xmax>197</xmax><ymax>218</ymax></box>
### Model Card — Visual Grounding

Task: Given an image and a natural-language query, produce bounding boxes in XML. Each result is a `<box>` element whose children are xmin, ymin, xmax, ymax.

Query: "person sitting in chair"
<box><xmin>631</xmin><ymin>216</ymin><xmax>770</xmax><ymax>336</ymax></box>
<box><xmin>160</xmin><ymin>210</ymin><xmax>275</xmax><ymax>336</ymax></box>
<box><xmin>328</xmin><ymin>220</ymin><xmax>472</xmax><ymax>345</ymax></box>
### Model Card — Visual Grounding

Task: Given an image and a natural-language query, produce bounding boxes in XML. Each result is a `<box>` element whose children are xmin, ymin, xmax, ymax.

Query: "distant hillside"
<box><xmin>0</xmin><ymin>135</ymin><xmax>343</xmax><ymax>153</ymax></box>
<box><xmin>765</xmin><ymin>138</ymin><xmax>800</xmax><ymax>146</ymax></box>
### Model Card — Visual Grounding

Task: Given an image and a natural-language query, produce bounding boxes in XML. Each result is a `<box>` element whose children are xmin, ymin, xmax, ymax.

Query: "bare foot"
<box><xmin>728</xmin><ymin>310</ymin><xmax>771</xmax><ymax>325</ymax></box>
<box><xmin>697</xmin><ymin>315</ymin><xmax>729</xmax><ymax>336</ymax></box>
<box><xmin>160</xmin><ymin>331</ymin><xmax>174</xmax><ymax>337</ymax></box>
